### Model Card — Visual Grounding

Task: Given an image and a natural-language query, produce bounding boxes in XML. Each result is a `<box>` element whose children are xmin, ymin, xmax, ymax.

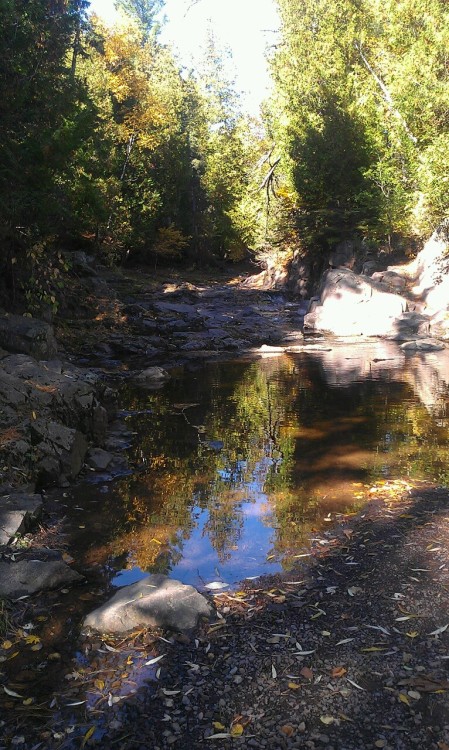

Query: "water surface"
<box><xmin>65</xmin><ymin>342</ymin><xmax>449</xmax><ymax>590</ymax></box>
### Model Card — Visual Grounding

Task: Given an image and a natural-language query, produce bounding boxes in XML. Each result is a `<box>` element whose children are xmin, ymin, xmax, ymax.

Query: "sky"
<box><xmin>88</xmin><ymin>0</ymin><xmax>279</xmax><ymax>115</ymax></box>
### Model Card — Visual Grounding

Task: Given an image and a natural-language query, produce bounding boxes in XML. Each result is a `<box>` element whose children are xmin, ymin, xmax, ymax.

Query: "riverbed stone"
<box><xmin>83</xmin><ymin>574</ymin><xmax>214</xmax><ymax>634</ymax></box>
<box><xmin>0</xmin><ymin>492</ymin><xmax>43</xmax><ymax>545</ymax></box>
<box><xmin>0</xmin><ymin>559</ymin><xmax>84</xmax><ymax>598</ymax></box>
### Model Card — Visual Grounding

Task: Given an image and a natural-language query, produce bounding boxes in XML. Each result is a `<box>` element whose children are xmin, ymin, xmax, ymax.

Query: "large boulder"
<box><xmin>84</xmin><ymin>574</ymin><xmax>214</xmax><ymax>634</ymax></box>
<box><xmin>304</xmin><ymin>268</ymin><xmax>407</xmax><ymax>337</ymax></box>
<box><xmin>0</xmin><ymin>313</ymin><xmax>57</xmax><ymax>360</ymax></box>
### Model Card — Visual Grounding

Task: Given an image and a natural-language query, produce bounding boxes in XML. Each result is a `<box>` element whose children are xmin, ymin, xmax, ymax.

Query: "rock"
<box><xmin>328</xmin><ymin>239</ymin><xmax>357</xmax><ymax>270</ymax></box>
<box><xmin>133</xmin><ymin>366</ymin><xmax>171</xmax><ymax>387</ymax></box>
<box><xmin>83</xmin><ymin>574</ymin><xmax>214</xmax><ymax>634</ymax></box>
<box><xmin>86</xmin><ymin>447</ymin><xmax>114</xmax><ymax>471</ymax></box>
<box><xmin>0</xmin><ymin>559</ymin><xmax>83</xmax><ymax>598</ymax></box>
<box><xmin>304</xmin><ymin>268</ymin><xmax>407</xmax><ymax>337</ymax></box>
<box><xmin>387</xmin><ymin>312</ymin><xmax>431</xmax><ymax>341</ymax></box>
<box><xmin>400</xmin><ymin>338</ymin><xmax>446</xmax><ymax>352</ymax></box>
<box><xmin>0</xmin><ymin>492</ymin><xmax>43</xmax><ymax>545</ymax></box>
<box><xmin>30</xmin><ymin>419</ymin><xmax>88</xmax><ymax>480</ymax></box>
<box><xmin>0</xmin><ymin>313</ymin><xmax>57</xmax><ymax>360</ymax></box>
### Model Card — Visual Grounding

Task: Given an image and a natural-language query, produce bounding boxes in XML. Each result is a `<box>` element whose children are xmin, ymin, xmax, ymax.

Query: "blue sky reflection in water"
<box><xmin>74</xmin><ymin>343</ymin><xmax>449</xmax><ymax>590</ymax></box>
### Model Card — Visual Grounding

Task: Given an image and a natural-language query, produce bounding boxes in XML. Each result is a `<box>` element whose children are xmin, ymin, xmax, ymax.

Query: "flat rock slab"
<box><xmin>400</xmin><ymin>338</ymin><xmax>446</xmax><ymax>352</ymax></box>
<box><xmin>84</xmin><ymin>574</ymin><xmax>213</xmax><ymax>634</ymax></box>
<box><xmin>0</xmin><ymin>560</ymin><xmax>84</xmax><ymax>598</ymax></box>
<box><xmin>0</xmin><ymin>492</ymin><xmax>43</xmax><ymax>545</ymax></box>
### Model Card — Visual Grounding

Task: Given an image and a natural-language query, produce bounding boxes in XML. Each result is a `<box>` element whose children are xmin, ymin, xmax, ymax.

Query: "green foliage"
<box><xmin>267</xmin><ymin>0</ymin><xmax>449</xmax><ymax>259</ymax></box>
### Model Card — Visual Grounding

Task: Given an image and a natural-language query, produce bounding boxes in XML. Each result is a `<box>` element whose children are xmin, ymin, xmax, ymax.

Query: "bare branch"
<box><xmin>356</xmin><ymin>41</ymin><xmax>417</xmax><ymax>145</ymax></box>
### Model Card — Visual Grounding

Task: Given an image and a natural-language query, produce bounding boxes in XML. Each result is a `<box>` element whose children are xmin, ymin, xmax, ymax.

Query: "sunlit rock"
<box><xmin>304</xmin><ymin>268</ymin><xmax>407</xmax><ymax>337</ymax></box>
<box><xmin>83</xmin><ymin>574</ymin><xmax>213</xmax><ymax>634</ymax></box>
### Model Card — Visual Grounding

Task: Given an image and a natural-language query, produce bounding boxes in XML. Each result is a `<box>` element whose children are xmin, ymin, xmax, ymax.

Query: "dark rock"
<box><xmin>133</xmin><ymin>366</ymin><xmax>170</xmax><ymax>387</ymax></box>
<box><xmin>0</xmin><ymin>559</ymin><xmax>83</xmax><ymax>598</ymax></box>
<box><xmin>86</xmin><ymin>447</ymin><xmax>114</xmax><ymax>470</ymax></box>
<box><xmin>0</xmin><ymin>492</ymin><xmax>43</xmax><ymax>544</ymax></box>
<box><xmin>0</xmin><ymin>313</ymin><xmax>57</xmax><ymax>360</ymax></box>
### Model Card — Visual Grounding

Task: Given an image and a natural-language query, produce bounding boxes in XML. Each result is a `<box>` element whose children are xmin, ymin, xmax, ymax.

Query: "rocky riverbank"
<box><xmin>3</xmin><ymin>244</ymin><xmax>449</xmax><ymax>749</ymax></box>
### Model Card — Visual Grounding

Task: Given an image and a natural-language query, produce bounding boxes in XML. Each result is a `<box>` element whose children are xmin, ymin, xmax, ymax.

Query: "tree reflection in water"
<box><xmin>74</xmin><ymin>343</ymin><xmax>449</xmax><ymax>587</ymax></box>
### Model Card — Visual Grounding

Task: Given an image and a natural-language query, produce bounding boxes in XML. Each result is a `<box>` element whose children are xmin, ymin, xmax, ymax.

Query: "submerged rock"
<box><xmin>84</xmin><ymin>574</ymin><xmax>213</xmax><ymax>634</ymax></box>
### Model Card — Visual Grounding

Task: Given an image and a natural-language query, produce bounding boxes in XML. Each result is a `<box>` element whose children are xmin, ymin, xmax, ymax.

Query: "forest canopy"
<box><xmin>1</xmin><ymin>0</ymin><xmax>449</xmax><ymax>311</ymax></box>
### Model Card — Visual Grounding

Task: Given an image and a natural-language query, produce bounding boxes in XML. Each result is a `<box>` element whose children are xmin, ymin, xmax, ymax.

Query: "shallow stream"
<box><xmin>63</xmin><ymin>341</ymin><xmax>449</xmax><ymax>592</ymax></box>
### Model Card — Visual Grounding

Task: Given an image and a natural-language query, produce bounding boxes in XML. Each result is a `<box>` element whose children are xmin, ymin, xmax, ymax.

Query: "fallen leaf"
<box><xmin>94</xmin><ymin>679</ymin><xmax>105</xmax><ymax>691</ymax></box>
<box><xmin>81</xmin><ymin>726</ymin><xmax>96</xmax><ymax>748</ymax></box>
<box><xmin>336</xmin><ymin>638</ymin><xmax>355</xmax><ymax>646</ymax></box>
<box><xmin>230</xmin><ymin>724</ymin><xmax>244</xmax><ymax>737</ymax></box>
<box><xmin>346</xmin><ymin>677</ymin><xmax>365</xmax><ymax>691</ymax></box>
<box><xmin>207</xmin><ymin>733</ymin><xmax>232</xmax><ymax>740</ymax></box>
<box><xmin>331</xmin><ymin>666</ymin><xmax>347</xmax><ymax>678</ymax></box>
<box><xmin>280</xmin><ymin>724</ymin><xmax>295</xmax><ymax>737</ymax></box>
<box><xmin>300</xmin><ymin>666</ymin><xmax>313</xmax><ymax>680</ymax></box>
<box><xmin>429</xmin><ymin>624</ymin><xmax>449</xmax><ymax>636</ymax></box>
<box><xmin>288</xmin><ymin>682</ymin><xmax>301</xmax><ymax>690</ymax></box>
<box><xmin>320</xmin><ymin>716</ymin><xmax>335</xmax><ymax>725</ymax></box>
<box><xmin>399</xmin><ymin>693</ymin><xmax>410</xmax><ymax>706</ymax></box>
<box><xmin>205</xmin><ymin>582</ymin><xmax>229</xmax><ymax>591</ymax></box>
<box><xmin>144</xmin><ymin>654</ymin><xmax>165</xmax><ymax>667</ymax></box>
<box><xmin>271</xmin><ymin>664</ymin><xmax>277</xmax><ymax>679</ymax></box>
<box><xmin>212</xmin><ymin>722</ymin><xmax>226</xmax><ymax>731</ymax></box>
<box><xmin>406</xmin><ymin>631</ymin><xmax>419</xmax><ymax>639</ymax></box>
<box><xmin>24</xmin><ymin>635</ymin><xmax>40</xmax><ymax>645</ymax></box>
<box><xmin>375</xmin><ymin>741</ymin><xmax>387</xmax><ymax>748</ymax></box>
<box><xmin>1</xmin><ymin>640</ymin><xmax>13</xmax><ymax>650</ymax></box>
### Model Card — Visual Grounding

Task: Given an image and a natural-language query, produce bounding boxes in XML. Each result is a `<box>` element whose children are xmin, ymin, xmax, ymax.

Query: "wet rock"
<box><xmin>0</xmin><ymin>491</ymin><xmax>43</xmax><ymax>544</ymax></box>
<box><xmin>0</xmin><ymin>313</ymin><xmax>57</xmax><ymax>360</ymax></box>
<box><xmin>83</xmin><ymin>574</ymin><xmax>214</xmax><ymax>634</ymax></box>
<box><xmin>0</xmin><ymin>559</ymin><xmax>83</xmax><ymax>598</ymax></box>
<box><xmin>86</xmin><ymin>447</ymin><xmax>114</xmax><ymax>470</ymax></box>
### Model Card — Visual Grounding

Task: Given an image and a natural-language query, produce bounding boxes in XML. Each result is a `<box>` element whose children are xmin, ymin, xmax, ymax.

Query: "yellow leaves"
<box><xmin>1</xmin><ymin>640</ymin><xmax>13</xmax><ymax>650</ymax></box>
<box><xmin>94</xmin><ymin>679</ymin><xmax>105</xmax><ymax>691</ymax></box>
<box><xmin>230</xmin><ymin>724</ymin><xmax>244</xmax><ymax>737</ymax></box>
<box><xmin>212</xmin><ymin>722</ymin><xmax>226</xmax><ymax>731</ymax></box>
<box><xmin>406</xmin><ymin>631</ymin><xmax>420</xmax><ymax>639</ymax></box>
<box><xmin>25</xmin><ymin>634</ymin><xmax>40</xmax><ymax>645</ymax></box>
<box><xmin>288</xmin><ymin>681</ymin><xmax>301</xmax><ymax>690</ymax></box>
<box><xmin>399</xmin><ymin>693</ymin><xmax>410</xmax><ymax>706</ymax></box>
